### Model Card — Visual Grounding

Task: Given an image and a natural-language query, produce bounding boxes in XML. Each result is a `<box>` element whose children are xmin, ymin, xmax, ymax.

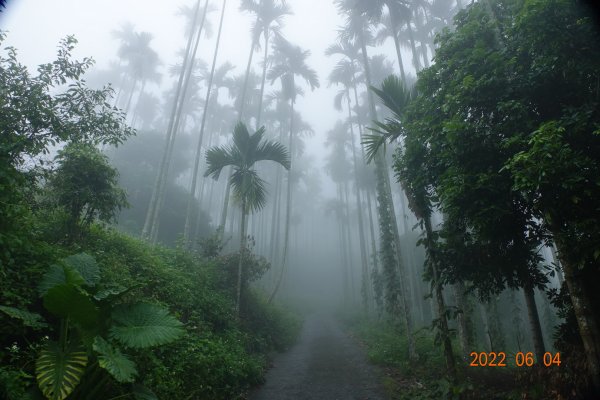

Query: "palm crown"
<box><xmin>205</xmin><ymin>122</ymin><xmax>290</xmax><ymax>213</ymax></box>
<box><xmin>267</xmin><ymin>37</ymin><xmax>320</xmax><ymax>101</ymax></box>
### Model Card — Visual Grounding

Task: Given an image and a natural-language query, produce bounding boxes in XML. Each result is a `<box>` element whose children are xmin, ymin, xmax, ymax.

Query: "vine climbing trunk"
<box><xmin>357</xmin><ymin>26</ymin><xmax>417</xmax><ymax>362</ymax></box>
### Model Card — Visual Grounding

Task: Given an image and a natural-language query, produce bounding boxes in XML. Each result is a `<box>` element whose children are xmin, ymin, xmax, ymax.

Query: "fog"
<box><xmin>2</xmin><ymin>0</ymin><xmax>599</xmax><ymax>398</ymax></box>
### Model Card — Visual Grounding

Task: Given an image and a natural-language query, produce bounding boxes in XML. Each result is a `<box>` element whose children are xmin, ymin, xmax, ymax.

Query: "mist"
<box><xmin>1</xmin><ymin>1</ymin><xmax>600</xmax><ymax>399</ymax></box>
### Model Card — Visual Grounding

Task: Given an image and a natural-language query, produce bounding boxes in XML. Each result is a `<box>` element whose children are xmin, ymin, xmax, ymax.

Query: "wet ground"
<box><xmin>250</xmin><ymin>313</ymin><xmax>386</xmax><ymax>400</ymax></box>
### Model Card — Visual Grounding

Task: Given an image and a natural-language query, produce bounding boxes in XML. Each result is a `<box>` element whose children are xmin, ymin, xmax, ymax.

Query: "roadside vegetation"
<box><xmin>0</xmin><ymin>33</ymin><xmax>300</xmax><ymax>400</ymax></box>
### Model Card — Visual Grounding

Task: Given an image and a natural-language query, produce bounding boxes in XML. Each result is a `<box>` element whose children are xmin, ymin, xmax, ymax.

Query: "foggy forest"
<box><xmin>1</xmin><ymin>0</ymin><xmax>600</xmax><ymax>399</ymax></box>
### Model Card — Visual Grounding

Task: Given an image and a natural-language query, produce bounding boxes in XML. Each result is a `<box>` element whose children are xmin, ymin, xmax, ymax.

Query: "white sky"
<box><xmin>1</xmin><ymin>0</ymin><xmax>401</xmax><ymax>197</ymax></box>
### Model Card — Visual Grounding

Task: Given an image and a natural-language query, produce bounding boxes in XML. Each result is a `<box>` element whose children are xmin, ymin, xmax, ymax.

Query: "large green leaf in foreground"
<box><xmin>93</xmin><ymin>336</ymin><xmax>137</xmax><ymax>383</ymax></box>
<box><xmin>36</xmin><ymin>341</ymin><xmax>88</xmax><ymax>400</ymax></box>
<box><xmin>110</xmin><ymin>303</ymin><xmax>184</xmax><ymax>349</ymax></box>
<box><xmin>43</xmin><ymin>284</ymin><xmax>99</xmax><ymax>329</ymax></box>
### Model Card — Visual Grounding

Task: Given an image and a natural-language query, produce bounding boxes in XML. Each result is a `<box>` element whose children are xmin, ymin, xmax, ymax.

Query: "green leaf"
<box><xmin>109</xmin><ymin>303</ymin><xmax>184</xmax><ymax>349</ymax></box>
<box><xmin>0</xmin><ymin>305</ymin><xmax>48</xmax><ymax>329</ymax></box>
<box><xmin>132</xmin><ymin>383</ymin><xmax>158</xmax><ymax>400</ymax></box>
<box><xmin>38</xmin><ymin>264</ymin><xmax>85</xmax><ymax>296</ymax></box>
<box><xmin>92</xmin><ymin>337</ymin><xmax>137</xmax><ymax>383</ymax></box>
<box><xmin>62</xmin><ymin>253</ymin><xmax>100</xmax><ymax>287</ymax></box>
<box><xmin>43</xmin><ymin>284</ymin><xmax>99</xmax><ymax>329</ymax></box>
<box><xmin>36</xmin><ymin>340</ymin><xmax>87</xmax><ymax>400</ymax></box>
<box><xmin>93</xmin><ymin>285</ymin><xmax>132</xmax><ymax>301</ymax></box>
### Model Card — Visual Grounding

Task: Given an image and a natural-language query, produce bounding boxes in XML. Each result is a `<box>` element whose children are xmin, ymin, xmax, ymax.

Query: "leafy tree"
<box><xmin>0</xmin><ymin>32</ymin><xmax>133</xmax><ymax>272</ymax></box>
<box><xmin>47</xmin><ymin>143</ymin><xmax>128</xmax><ymax>239</ymax></box>
<box><xmin>369</xmin><ymin>75</ymin><xmax>457</xmax><ymax>379</ymax></box>
<box><xmin>205</xmin><ymin>122</ymin><xmax>290</xmax><ymax>314</ymax></box>
<box><xmin>374</xmin><ymin>0</ymin><xmax>600</xmax><ymax>391</ymax></box>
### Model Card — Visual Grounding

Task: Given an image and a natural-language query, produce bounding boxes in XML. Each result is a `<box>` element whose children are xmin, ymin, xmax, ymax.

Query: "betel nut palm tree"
<box><xmin>204</xmin><ymin>122</ymin><xmax>290</xmax><ymax>315</ymax></box>
<box><xmin>267</xmin><ymin>37</ymin><xmax>319</xmax><ymax>302</ymax></box>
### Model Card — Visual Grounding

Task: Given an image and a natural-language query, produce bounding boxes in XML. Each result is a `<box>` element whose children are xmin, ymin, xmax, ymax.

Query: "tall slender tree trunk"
<box><xmin>553</xmin><ymin>235</ymin><xmax>600</xmax><ymax>392</ymax></box>
<box><xmin>142</xmin><ymin>0</ymin><xmax>206</xmax><ymax>240</ymax></box>
<box><xmin>239</xmin><ymin>15</ymin><xmax>260</xmax><ymax>121</ymax></box>
<box><xmin>353</xmin><ymin>85</ymin><xmax>380</xmax><ymax>288</ymax></box>
<box><xmin>406</xmin><ymin>17</ymin><xmax>422</xmax><ymax>72</ymax></box>
<box><xmin>424</xmin><ymin>216</ymin><xmax>456</xmax><ymax>380</ymax></box>
<box><xmin>388</xmin><ymin>10</ymin><xmax>407</xmax><ymax>84</ymax></box>
<box><xmin>184</xmin><ymin>0</ymin><xmax>228</xmax><ymax>243</ymax></box>
<box><xmin>523</xmin><ymin>283</ymin><xmax>546</xmax><ymax>363</ymax></box>
<box><xmin>236</xmin><ymin>202</ymin><xmax>248</xmax><ymax>316</ymax></box>
<box><xmin>256</xmin><ymin>28</ymin><xmax>271</xmax><ymax>128</ymax></box>
<box><xmin>358</xmin><ymin>28</ymin><xmax>417</xmax><ymax>362</ymax></box>
<box><xmin>347</xmin><ymin>93</ymin><xmax>370</xmax><ymax>311</ymax></box>
<box><xmin>269</xmin><ymin>98</ymin><xmax>295</xmax><ymax>303</ymax></box>
<box><xmin>124</xmin><ymin>77</ymin><xmax>138</xmax><ymax>114</ymax></box>
<box><xmin>453</xmin><ymin>281</ymin><xmax>474</xmax><ymax>359</ymax></box>
<box><xmin>343</xmin><ymin>181</ymin><xmax>357</xmax><ymax>305</ymax></box>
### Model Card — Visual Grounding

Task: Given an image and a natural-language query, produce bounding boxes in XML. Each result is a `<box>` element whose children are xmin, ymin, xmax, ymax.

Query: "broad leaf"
<box><xmin>110</xmin><ymin>303</ymin><xmax>184</xmax><ymax>349</ymax></box>
<box><xmin>93</xmin><ymin>337</ymin><xmax>137</xmax><ymax>383</ymax></box>
<box><xmin>132</xmin><ymin>383</ymin><xmax>158</xmax><ymax>400</ymax></box>
<box><xmin>43</xmin><ymin>284</ymin><xmax>99</xmax><ymax>329</ymax></box>
<box><xmin>36</xmin><ymin>340</ymin><xmax>87</xmax><ymax>400</ymax></box>
<box><xmin>0</xmin><ymin>305</ymin><xmax>48</xmax><ymax>329</ymax></box>
<box><xmin>38</xmin><ymin>264</ymin><xmax>85</xmax><ymax>296</ymax></box>
<box><xmin>62</xmin><ymin>253</ymin><xmax>100</xmax><ymax>287</ymax></box>
<box><xmin>93</xmin><ymin>285</ymin><xmax>136</xmax><ymax>302</ymax></box>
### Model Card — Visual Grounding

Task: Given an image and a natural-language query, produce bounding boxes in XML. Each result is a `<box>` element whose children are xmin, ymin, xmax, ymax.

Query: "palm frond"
<box><xmin>248</xmin><ymin>125</ymin><xmax>266</xmax><ymax>159</ymax></box>
<box><xmin>370</xmin><ymin>74</ymin><xmax>413</xmax><ymax>120</ymax></box>
<box><xmin>204</xmin><ymin>145</ymin><xmax>237</xmax><ymax>180</ymax></box>
<box><xmin>230</xmin><ymin>168</ymin><xmax>268</xmax><ymax>213</ymax></box>
<box><xmin>333</xmin><ymin>90</ymin><xmax>346</xmax><ymax>111</ymax></box>
<box><xmin>362</xmin><ymin>131</ymin><xmax>388</xmax><ymax>164</ymax></box>
<box><xmin>232</xmin><ymin>121</ymin><xmax>251</xmax><ymax>160</ymax></box>
<box><xmin>253</xmin><ymin>140</ymin><xmax>290</xmax><ymax>170</ymax></box>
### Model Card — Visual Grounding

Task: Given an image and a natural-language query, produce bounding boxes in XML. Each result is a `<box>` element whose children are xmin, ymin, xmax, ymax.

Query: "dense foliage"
<box><xmin>367</xmin><ymin>0</ymin><xmax>600</xmax><ymax>397</ymax></box>
<box><xmin>0</xmin><ymin>35</ymin><xmax>300</xmax><ymax>400</ymax></box>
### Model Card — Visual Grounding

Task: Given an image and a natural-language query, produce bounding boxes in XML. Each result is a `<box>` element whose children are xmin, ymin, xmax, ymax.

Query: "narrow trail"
<box><xmin>250</xmin><ymin>313</ymin><xmax>387</xmax><ymax>400</ymax></box>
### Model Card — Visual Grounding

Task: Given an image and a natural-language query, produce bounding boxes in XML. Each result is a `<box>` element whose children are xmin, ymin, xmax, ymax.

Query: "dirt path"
<box><xmin>250</xmin><ymin>313</ymin><xmax>386</xmax><ymax>400</ymax></box>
